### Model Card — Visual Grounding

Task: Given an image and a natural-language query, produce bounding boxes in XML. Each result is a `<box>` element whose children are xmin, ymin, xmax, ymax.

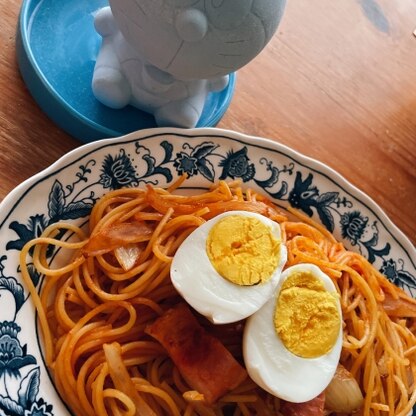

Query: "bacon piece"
<box><xmin>145</xmin><ymin>304</ymin><xmax>247</xmax><ymax>404</ymax></box>
<box><xmin>83</xmin><ymin>221</ymin><xmax>153</xmax><ymax>256</ymax></box>
<box><xmin>382</xmin><ymin>292</ymin><xmax>416</xmax><ymax>318</ymax></box>
<box><xmin>280</xmin><ymin>392</ymin><xmax>325</xmax><ymax>416</ymax></box>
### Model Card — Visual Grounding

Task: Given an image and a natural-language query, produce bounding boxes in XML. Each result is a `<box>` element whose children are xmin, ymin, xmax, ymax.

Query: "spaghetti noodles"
<box><xmin>19</xmin><ymin>180</ymin><xmax>416</xmax><ymax>416</ymax></box>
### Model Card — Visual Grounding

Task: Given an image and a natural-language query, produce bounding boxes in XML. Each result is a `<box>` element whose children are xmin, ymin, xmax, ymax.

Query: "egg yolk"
<box><xmin>274</xmin><ymin>271</ymin><xmax>340</xmax><ymax>358</ymax></box>
<box><xmin>206</xmin><ymin>215</ymin><xmax>281</xmax><ymax>286</ymax></box>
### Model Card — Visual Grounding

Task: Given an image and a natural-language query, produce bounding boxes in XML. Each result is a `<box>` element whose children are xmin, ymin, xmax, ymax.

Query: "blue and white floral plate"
<box><xmin>0</xmin><ymin>128</ymin><xmax>414</xmax><ymax>416</ymax></box>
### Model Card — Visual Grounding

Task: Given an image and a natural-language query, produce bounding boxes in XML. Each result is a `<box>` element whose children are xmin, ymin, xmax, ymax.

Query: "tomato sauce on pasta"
<box><xmin>19</xmin><ymin>179</ymin><xmax>416</xmax><ymax>416</ymax></box>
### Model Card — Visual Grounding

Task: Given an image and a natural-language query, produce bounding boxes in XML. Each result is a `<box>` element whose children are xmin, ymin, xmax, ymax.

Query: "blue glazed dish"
<box><xmin>16</xmin><ymin>0</ymin><xmax>236</xmax><ymax>143</ymax></box>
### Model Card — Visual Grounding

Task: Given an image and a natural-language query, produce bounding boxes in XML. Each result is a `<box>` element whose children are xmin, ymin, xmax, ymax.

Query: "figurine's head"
<box><xmin>109</xmin><ymin>0</ymin><xmax>286</xmax><ymax>80</ymax></box>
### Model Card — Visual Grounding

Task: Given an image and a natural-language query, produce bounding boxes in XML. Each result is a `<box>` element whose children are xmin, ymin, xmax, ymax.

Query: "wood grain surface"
<box><xmin>0</xmin><ymin>0</ymin><xmax>415</xmax><ymax>245</ymax></box>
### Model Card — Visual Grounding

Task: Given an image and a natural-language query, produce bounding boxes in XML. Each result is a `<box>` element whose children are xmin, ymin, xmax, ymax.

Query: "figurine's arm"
<box><xmin>92</xmin><ymin>7</ymin><xmax>131</xmax><ymax>109</ymax></box>
<box><xmin>94</xmin><ymin>6</ymin><xmax>118</xmax><ymax>37</ymax></box>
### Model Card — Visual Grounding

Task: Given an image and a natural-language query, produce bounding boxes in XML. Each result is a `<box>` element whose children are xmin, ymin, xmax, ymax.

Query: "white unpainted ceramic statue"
<box><xmin>92</xmin><ymin>0</ymin><xmax>286</xmax><ymax>128</ymax></box>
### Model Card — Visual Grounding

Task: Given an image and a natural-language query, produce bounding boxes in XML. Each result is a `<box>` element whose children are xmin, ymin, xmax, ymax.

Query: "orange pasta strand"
<box><xmin>19</xmin><ymin>182</ymin><xmax>415</xmax><ymax>416</ymax></box>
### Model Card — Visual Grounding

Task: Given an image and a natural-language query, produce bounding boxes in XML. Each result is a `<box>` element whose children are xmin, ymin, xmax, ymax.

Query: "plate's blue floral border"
<box><xmin>0</xmin><ymin>132</ymin><xmax>414</xmax><ymax>415</ymax></box>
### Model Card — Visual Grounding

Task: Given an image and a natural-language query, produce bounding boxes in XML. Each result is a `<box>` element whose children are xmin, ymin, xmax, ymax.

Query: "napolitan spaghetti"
<box><xmin>19</xmin><ymin>179</ymin><xmax>416</xmax><ymax>416</ymax></box>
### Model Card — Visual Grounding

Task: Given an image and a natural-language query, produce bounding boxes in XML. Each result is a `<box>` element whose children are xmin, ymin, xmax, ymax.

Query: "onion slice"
<box><xmin>83</xmin><ymin>221</ymin><xmax>153</xmax><ymax>256</ymax></box>
<box><xmin>115</xmin><ymin>244</ymin><xmax>142</xmax><ymax>271</ymax></box>
<box><xmin>103</xmin><ymin>342</ymin><xmax>156</xmax><ymax>416</ymax></box>
<box><xmin>324</xmin><ymin>364</ymin><xmax>364</xmax><ymax>413</ymax></box>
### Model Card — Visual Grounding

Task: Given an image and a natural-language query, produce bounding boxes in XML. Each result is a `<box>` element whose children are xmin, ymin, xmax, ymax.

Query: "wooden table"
<box><xmin>0</xmin><ymin>0</ymin><xmax>415</xmax><ymax>245</ymax></box>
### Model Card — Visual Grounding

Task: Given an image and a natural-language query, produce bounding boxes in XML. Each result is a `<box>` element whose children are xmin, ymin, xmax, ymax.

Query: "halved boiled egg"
<box><xmin>171</xmin><ymin>211</ymin><xmax>287</xmax><ymax>324</ymax></box>
<box><xmin>243</xmin><ymin>263</ymin><xmax>342</xmax><ymax>403</ymax></box>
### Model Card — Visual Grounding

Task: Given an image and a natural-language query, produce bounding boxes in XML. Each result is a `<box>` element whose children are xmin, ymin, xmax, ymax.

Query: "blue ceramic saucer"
<box><xmin>16</xmin><ymin>0</ymin><xmax>236</xmax><ymax>143</ymax></box>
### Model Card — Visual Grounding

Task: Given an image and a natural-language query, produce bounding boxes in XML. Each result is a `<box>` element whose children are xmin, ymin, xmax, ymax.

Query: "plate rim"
<box><xmin>1</xmin><ymin>127</ymin><xmax>414</xmax><ymax>265</ymax></box>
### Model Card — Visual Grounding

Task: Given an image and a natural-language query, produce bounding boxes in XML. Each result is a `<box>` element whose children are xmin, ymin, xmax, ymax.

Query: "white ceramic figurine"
<box><xmin>92</xmin><ymin>0</ymin><xmax>286</xmax><ymax>128</ymax></box>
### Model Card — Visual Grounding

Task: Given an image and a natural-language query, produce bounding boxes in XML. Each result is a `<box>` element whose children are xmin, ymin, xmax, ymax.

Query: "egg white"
<box><xmin>170</xmin><ymin>211</ymin><xmax>287</xmax><ymax>324</ymax></box>
<box><xmin>243</xmin><ymin>263</ymin><xmax>343</xmax><ymax>403</ymax></box>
